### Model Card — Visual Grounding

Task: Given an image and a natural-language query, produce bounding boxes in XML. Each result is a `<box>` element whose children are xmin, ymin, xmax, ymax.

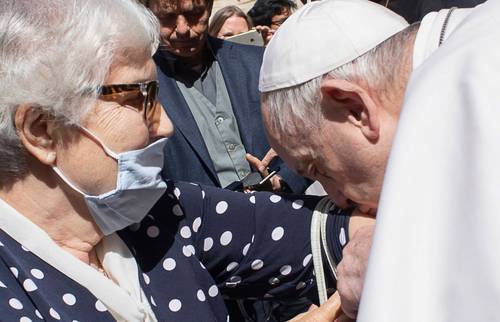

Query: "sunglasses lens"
<box><xmin>145</xmin><ymin>82</ymin><xmax>162</xmax><ymax>127</ymax></box>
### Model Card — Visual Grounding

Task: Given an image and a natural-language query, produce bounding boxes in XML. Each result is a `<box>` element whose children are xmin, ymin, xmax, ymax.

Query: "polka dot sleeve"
<box><xmin>170</xmin><ymin>181</ymin><xmax>352</xmax><ymax>300</ymax></box>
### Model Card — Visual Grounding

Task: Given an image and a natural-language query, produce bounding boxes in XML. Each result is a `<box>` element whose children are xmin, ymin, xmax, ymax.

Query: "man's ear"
<box><xmin>14</xmin><ymin>105</ymin><xmax>58</xmax><ymax>166</ymax></box>
<box><xmin>320</xmin><ymin>78</ymin><xmax>380</xmax><ymax>142</ymax></box>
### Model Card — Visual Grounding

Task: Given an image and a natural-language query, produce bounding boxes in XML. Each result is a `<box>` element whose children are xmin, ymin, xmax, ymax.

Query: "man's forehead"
<box><xmin>150</xmin><ymin>0</ymin><xmax>209</xmax><ymax>13</ymax></box>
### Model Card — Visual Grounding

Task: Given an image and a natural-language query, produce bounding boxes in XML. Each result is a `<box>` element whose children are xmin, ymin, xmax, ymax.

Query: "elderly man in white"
<box><xmin>259</xmin><ymin>0</ymin><xmax>500</xmax><ymax>320</ymax></box>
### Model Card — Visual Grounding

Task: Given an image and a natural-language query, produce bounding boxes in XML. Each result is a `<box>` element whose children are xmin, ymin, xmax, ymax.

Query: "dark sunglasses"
<box><xmin>97</xmin><ymin>80</ymin><xmax>162</xmax><ymax>126</ymax></box>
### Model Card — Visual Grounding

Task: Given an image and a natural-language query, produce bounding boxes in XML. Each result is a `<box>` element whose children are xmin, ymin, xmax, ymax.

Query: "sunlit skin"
<box><xmin>217</xmin><ymin>15</ymin><xmax>250</xmax><ymax>39</ymax></box>
<box><xmin>148</xmin><ymin>0</ymin><xmax>211</xmax><ymax>61</ymax></box>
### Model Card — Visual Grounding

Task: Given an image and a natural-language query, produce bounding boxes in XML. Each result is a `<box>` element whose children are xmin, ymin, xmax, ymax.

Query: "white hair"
<box><xmin>261</xmin><ymin>23</ymin><xmax>419</xmax><ymax>137</ymax></box>
<box><xmin>0</xmin><ymin>0</ymin><xmax>160</xmax><ymax>185</ymax></box>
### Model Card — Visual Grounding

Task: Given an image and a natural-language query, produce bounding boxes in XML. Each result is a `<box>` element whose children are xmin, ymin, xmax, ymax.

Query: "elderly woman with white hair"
<box><xmin>0</xmin><ymin>0</ymin><xmax>371</xmax><ymax>321</ymax></box>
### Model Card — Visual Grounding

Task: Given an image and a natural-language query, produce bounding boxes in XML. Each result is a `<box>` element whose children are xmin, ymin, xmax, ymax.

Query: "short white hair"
<box><xmin>0</xmin><ymin>0</ymin><xmax>160</xmax><ymax>185</ymax></box>
<box><xmin>261</xmin><ymin>23</ymin><xmax>419</xmax><ymax>137</ymax></box>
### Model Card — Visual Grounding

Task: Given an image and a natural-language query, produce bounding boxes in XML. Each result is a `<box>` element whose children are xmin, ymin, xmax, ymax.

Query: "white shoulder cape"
<box><xmin>359</xmin><ymin>0</ymin><xmax>500</xmax><ymax>321</ymax></box>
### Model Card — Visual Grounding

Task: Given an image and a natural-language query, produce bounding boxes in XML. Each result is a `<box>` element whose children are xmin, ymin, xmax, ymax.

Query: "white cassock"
<box><xmin>358</xmin><ymin>0</ymin><xmax>500</xmax><ymax>321</ymax></box>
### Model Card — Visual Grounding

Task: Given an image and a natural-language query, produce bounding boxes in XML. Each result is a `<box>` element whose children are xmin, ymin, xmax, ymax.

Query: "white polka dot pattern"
<box><xmin>208</xmin><ymin>285</ymin><xmax>219</xmax><ymax>297</ymax></box>
<box><xmin>292</xmin><ymin>199</ymin><xmax>304</xmax><ymax>210</ymax></box>
<box><xmin>10</xmin><ymin>267</ymin><xmax>18</xmax><ymax>278</ymax></box>
<box><xmin>169</xmin><ymin>299</ymin><xmax>182</xmax><ymax>312</ymax></box>
<box><xmin>242</xmin><ymin>243</ymin><xmax>251</xmax><ymax>256</ymax></box>
<box><xmin>9</xmin><ymin>298</ymin><xmax>23</xmax><ymax>310</ymax></box>
<box><xmin>216</xmin><ymin>201</ymin><xmax>228</xmax><ymax>214</ymax></box>
<box><xmin>30</xmin><ymin>269</ymin><xmax>44</xmax><ymax>280</ymax></box>
<box><xmin>143</xmin><ymin>273</ymin><xmax>150</xmax><ymax>285</ymax></box>
<box><xmin>302</xmin><ymin>254</ymin><xmax>312</xmax><ymax>267</ymax></box>
<box><xmin>146</xmin><ymin>226</ymin><xmax>160</xmax><ymax>238</ymax></box>
<box><xmin>172</xmin><ymin>204</ymin><xmax>184</xmax><ymax>217</ymax></box>
<box><xmin>271</xmin><ymin>227</ymin><xmax>284</xmax><ymax>241</ymax></box>
<box><xmin>180</xmin><ymin>226</ymin><xmax>192</xmax><ymax>239</ymax></box>
<box><xmin>182</xmin><ymin>245</ymin><xmax>196</xmax><ymax>257</ymax></box>
<box><xmin>220</xmin><ymin>231</ymin><xmax>232</xmax><ymax>246</ymax></box>
<box><xmin>269</xmin><ymin>195</ymin><xmax>282</xmax><ymax>203</ymax></box>
<box><xmin>203</xmin><ymin>237</ymin><xmax>214</xmax><ymax>251</ymax></box>
<box><xmin>163</xmin><ymin>258</ymin><xmax>177</xmax><ymax>271</ymax></box>
<box><xmin>280</xmin><ymin>265</ymin><xmax>292</xmax><ymax>276</ymax></box>
<box><xmin>63</xmin><ymin>293</ymin><xmax>76</xmax><ymax>306</ymax></box>
<box><xmin>268</xmin><ymin>277</ymin><xmax>280</xmax><ymax>285</ymax></box>
<box><xmin>95</xmin><ymin>300</ymin><xmax>107</xmax><ymax>312</ymax></box>
<box><xmin>226</xmin><ymin>276</ymin><xmax>241</xmax><ymax>287</ymax></box>
<box><xmin>22</xmin><ymin>279</ymin><xmax>37</xmax><ymax>292</ymax></box>
<box><xmin>197</xmin><ymin>289</ymin><xmax>206</xmax><ymax>302</ymax></box>
<box><xmin>226</xmin><ymin>262</ymin><xmax>238</xmax><ymax>272</ymax></box>
<box><xmin>49</xmin><ymin>307</ymin><xmax>61</xmax><ymax>320</ymax></box>
<box><xmin>174</xmin><ymin>187</ymin><xmax>181</xmax><ymax>199</ymax></box>
<box><xmin>339</xmin><ymin>227</ymin><xmax>347</xmax><ymax>246</ymax></box>
<box><xmin>251</xmin><ymin>259</ymin><xmax>264</xmax><ymax>270</ymax></box>
<box><xmin>0</xmin><ymin>180</ymin><xmax>352</xmax><ymax>321</ymax></box>
<box><xmin>192</xmin><ymin>217</ymin><xmax>202</xmax><ymax>233</ymax></box>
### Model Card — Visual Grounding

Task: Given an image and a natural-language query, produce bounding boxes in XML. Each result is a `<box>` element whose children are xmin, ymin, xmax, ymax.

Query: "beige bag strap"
<box><xmin>311</xmin><ymin>197</ymin><xmax>337</xmax><ymax>304</ymax></box>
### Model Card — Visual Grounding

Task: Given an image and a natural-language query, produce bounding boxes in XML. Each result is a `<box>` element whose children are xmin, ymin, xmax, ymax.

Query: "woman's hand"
<box><xmin>288</xmin><ymin>292</ymin><xmax>354</xmax><ymax>322</ymax></box>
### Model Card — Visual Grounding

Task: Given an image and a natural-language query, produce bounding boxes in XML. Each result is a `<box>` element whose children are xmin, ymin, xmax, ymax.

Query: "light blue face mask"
<box><xmin>53</xmin><ymin>127</ymin><xmax>168</xmax><ymax>235</ymax></box>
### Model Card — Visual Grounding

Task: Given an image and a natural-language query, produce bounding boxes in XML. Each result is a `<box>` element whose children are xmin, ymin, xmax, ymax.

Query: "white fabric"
<box><xmin>259</xmin><ymin>0</ymin><xmax>408</xmax><ymax>92</ymax></box>
<box><xmin>0</xmin><ymin>197</ymin><xmax>158</xmax><ymax>322</ymax></box>
<box><xmin>412</xmin><ymin>8</ymin><xmax>473</xmax><ymax>70</ymax></box>
<box><xmin>358</xmin><ymin>1</ymin><xmax>500</xmax><ymax>321</ymax></box>
<box><xmin>305</xmin><ymin>181</ymin><xmax>327</xmax><ymax>196</ymax></box>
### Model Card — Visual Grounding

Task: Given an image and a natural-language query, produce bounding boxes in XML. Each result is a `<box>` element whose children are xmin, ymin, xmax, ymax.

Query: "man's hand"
<box><xmin>337</xmin><ymin>224</ymin><xmax>375</xmax><ymax>319</ymax></box>
<box><xmin>288</xmin><ymin>292</ymin><xmax>354</xmax><ymax>322</ymax></box>
<box><xmin>255</xmin><ymin>25</ymin><xmax>275</xmax><ymax>46</ymax></box>
<box><xmin>246</xmin><ymin>149</ymin><xmax>281</xmax><ymax>191</ymax></box>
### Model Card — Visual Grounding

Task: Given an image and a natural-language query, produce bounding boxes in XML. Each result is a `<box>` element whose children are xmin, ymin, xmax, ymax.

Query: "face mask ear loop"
<box><xmin>78</xmin><ymin>126</ymin><xmax>120</xmax><ymax>160</ymax></box>
<box><xmin>52</xmin><ymin>166</ymin><xmax>87</xmax><ymax>195</ymax></box>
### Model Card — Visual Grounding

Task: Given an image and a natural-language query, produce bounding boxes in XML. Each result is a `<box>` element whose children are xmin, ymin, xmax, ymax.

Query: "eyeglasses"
<box><xmin>97</xmin><ymin>80</ymin><xmax>162</xmax><ymax>126</ymax></box>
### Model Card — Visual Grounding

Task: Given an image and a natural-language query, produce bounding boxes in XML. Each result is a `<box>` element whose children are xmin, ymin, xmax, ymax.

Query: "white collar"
<box><xmin>413</xmin><ymin>7</ymin><xmax>473</xmax><ymax>70</ymax></box>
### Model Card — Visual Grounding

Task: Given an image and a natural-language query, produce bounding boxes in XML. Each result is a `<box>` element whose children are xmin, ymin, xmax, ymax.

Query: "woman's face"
<box><xmin>217</xmin><ymin>15</ymin><xmax>250</xmax><ymax>39</ymax></box>
<box><xmin>54</xmin><ymin>57</ymin><xmax>173</xmax><ymax>195</ymax></box>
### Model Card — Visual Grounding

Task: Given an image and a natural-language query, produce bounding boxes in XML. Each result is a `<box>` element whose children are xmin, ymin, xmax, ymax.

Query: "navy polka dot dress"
<box><xmin>0</xmin><ymin>180</ymin><xmax>351</xmax><ymax>321</ymax></box>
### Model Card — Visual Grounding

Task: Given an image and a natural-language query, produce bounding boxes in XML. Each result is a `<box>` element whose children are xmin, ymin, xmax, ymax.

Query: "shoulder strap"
<box><xmin>311</xmin><ymin>197</ymin><xmax>338</xmax><ymax>304</ymax></box>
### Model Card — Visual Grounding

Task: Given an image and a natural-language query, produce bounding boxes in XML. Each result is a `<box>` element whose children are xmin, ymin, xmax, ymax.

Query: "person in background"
<box><xmin>143</xmin><ymin>0</ymin><xmax>308</xmax><ymax>195</ymax></box>
<box><xmin>209</xmin><ymin>5</ymin><xmax>253</xmax><ymax>39</ymax></box>
<box><xmin>247</xmin><ymin>0</ymin><xmax>297</xmax><ymax>45</ymax></box>
<box><xmin>141</xmin><ymin>0</ymin><xmax>311</xmax><ymax>320</ymax></box>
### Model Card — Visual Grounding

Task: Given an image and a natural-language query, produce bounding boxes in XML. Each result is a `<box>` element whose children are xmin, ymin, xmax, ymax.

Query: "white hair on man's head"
<box><xmin>262</xmin><ymin>23</ymin><xmax>419</xmax><ymax>137</ymax></box>
<box><xmin>0</xmin><ymin>0</ymin><xmax>160</xmax><ymax>185</ymax></box>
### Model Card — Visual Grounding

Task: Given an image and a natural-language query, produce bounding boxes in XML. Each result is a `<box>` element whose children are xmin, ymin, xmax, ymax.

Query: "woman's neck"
<box><xmin>0</xmin><ymin>173</ymin><xmax>103</xmax><ymax>265</ymax></box>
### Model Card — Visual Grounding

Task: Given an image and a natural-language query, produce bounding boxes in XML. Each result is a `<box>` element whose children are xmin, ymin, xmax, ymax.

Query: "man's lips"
<box><xmin>359</xmin><ymin>204</ymin><xmax>377</xmax><ymax>217</ymax></box>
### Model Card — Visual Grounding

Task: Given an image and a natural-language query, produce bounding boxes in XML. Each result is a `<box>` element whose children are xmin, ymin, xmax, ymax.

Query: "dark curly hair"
<box><xmin>247</xmin><ymin>0</ymin><xmax>296</xmax><ymax>27</ymax></box>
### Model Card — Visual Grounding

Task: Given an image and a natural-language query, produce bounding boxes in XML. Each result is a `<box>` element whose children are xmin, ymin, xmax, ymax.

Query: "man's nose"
<box><xmin>324</xmin><ymin>185</ymin><xmax>350</xmax><ymax>209</ymax></box>
<box><xmin>175</xmin><ymin>15</ymin><xmax>190</xmax><ymax>37</ymax></box>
